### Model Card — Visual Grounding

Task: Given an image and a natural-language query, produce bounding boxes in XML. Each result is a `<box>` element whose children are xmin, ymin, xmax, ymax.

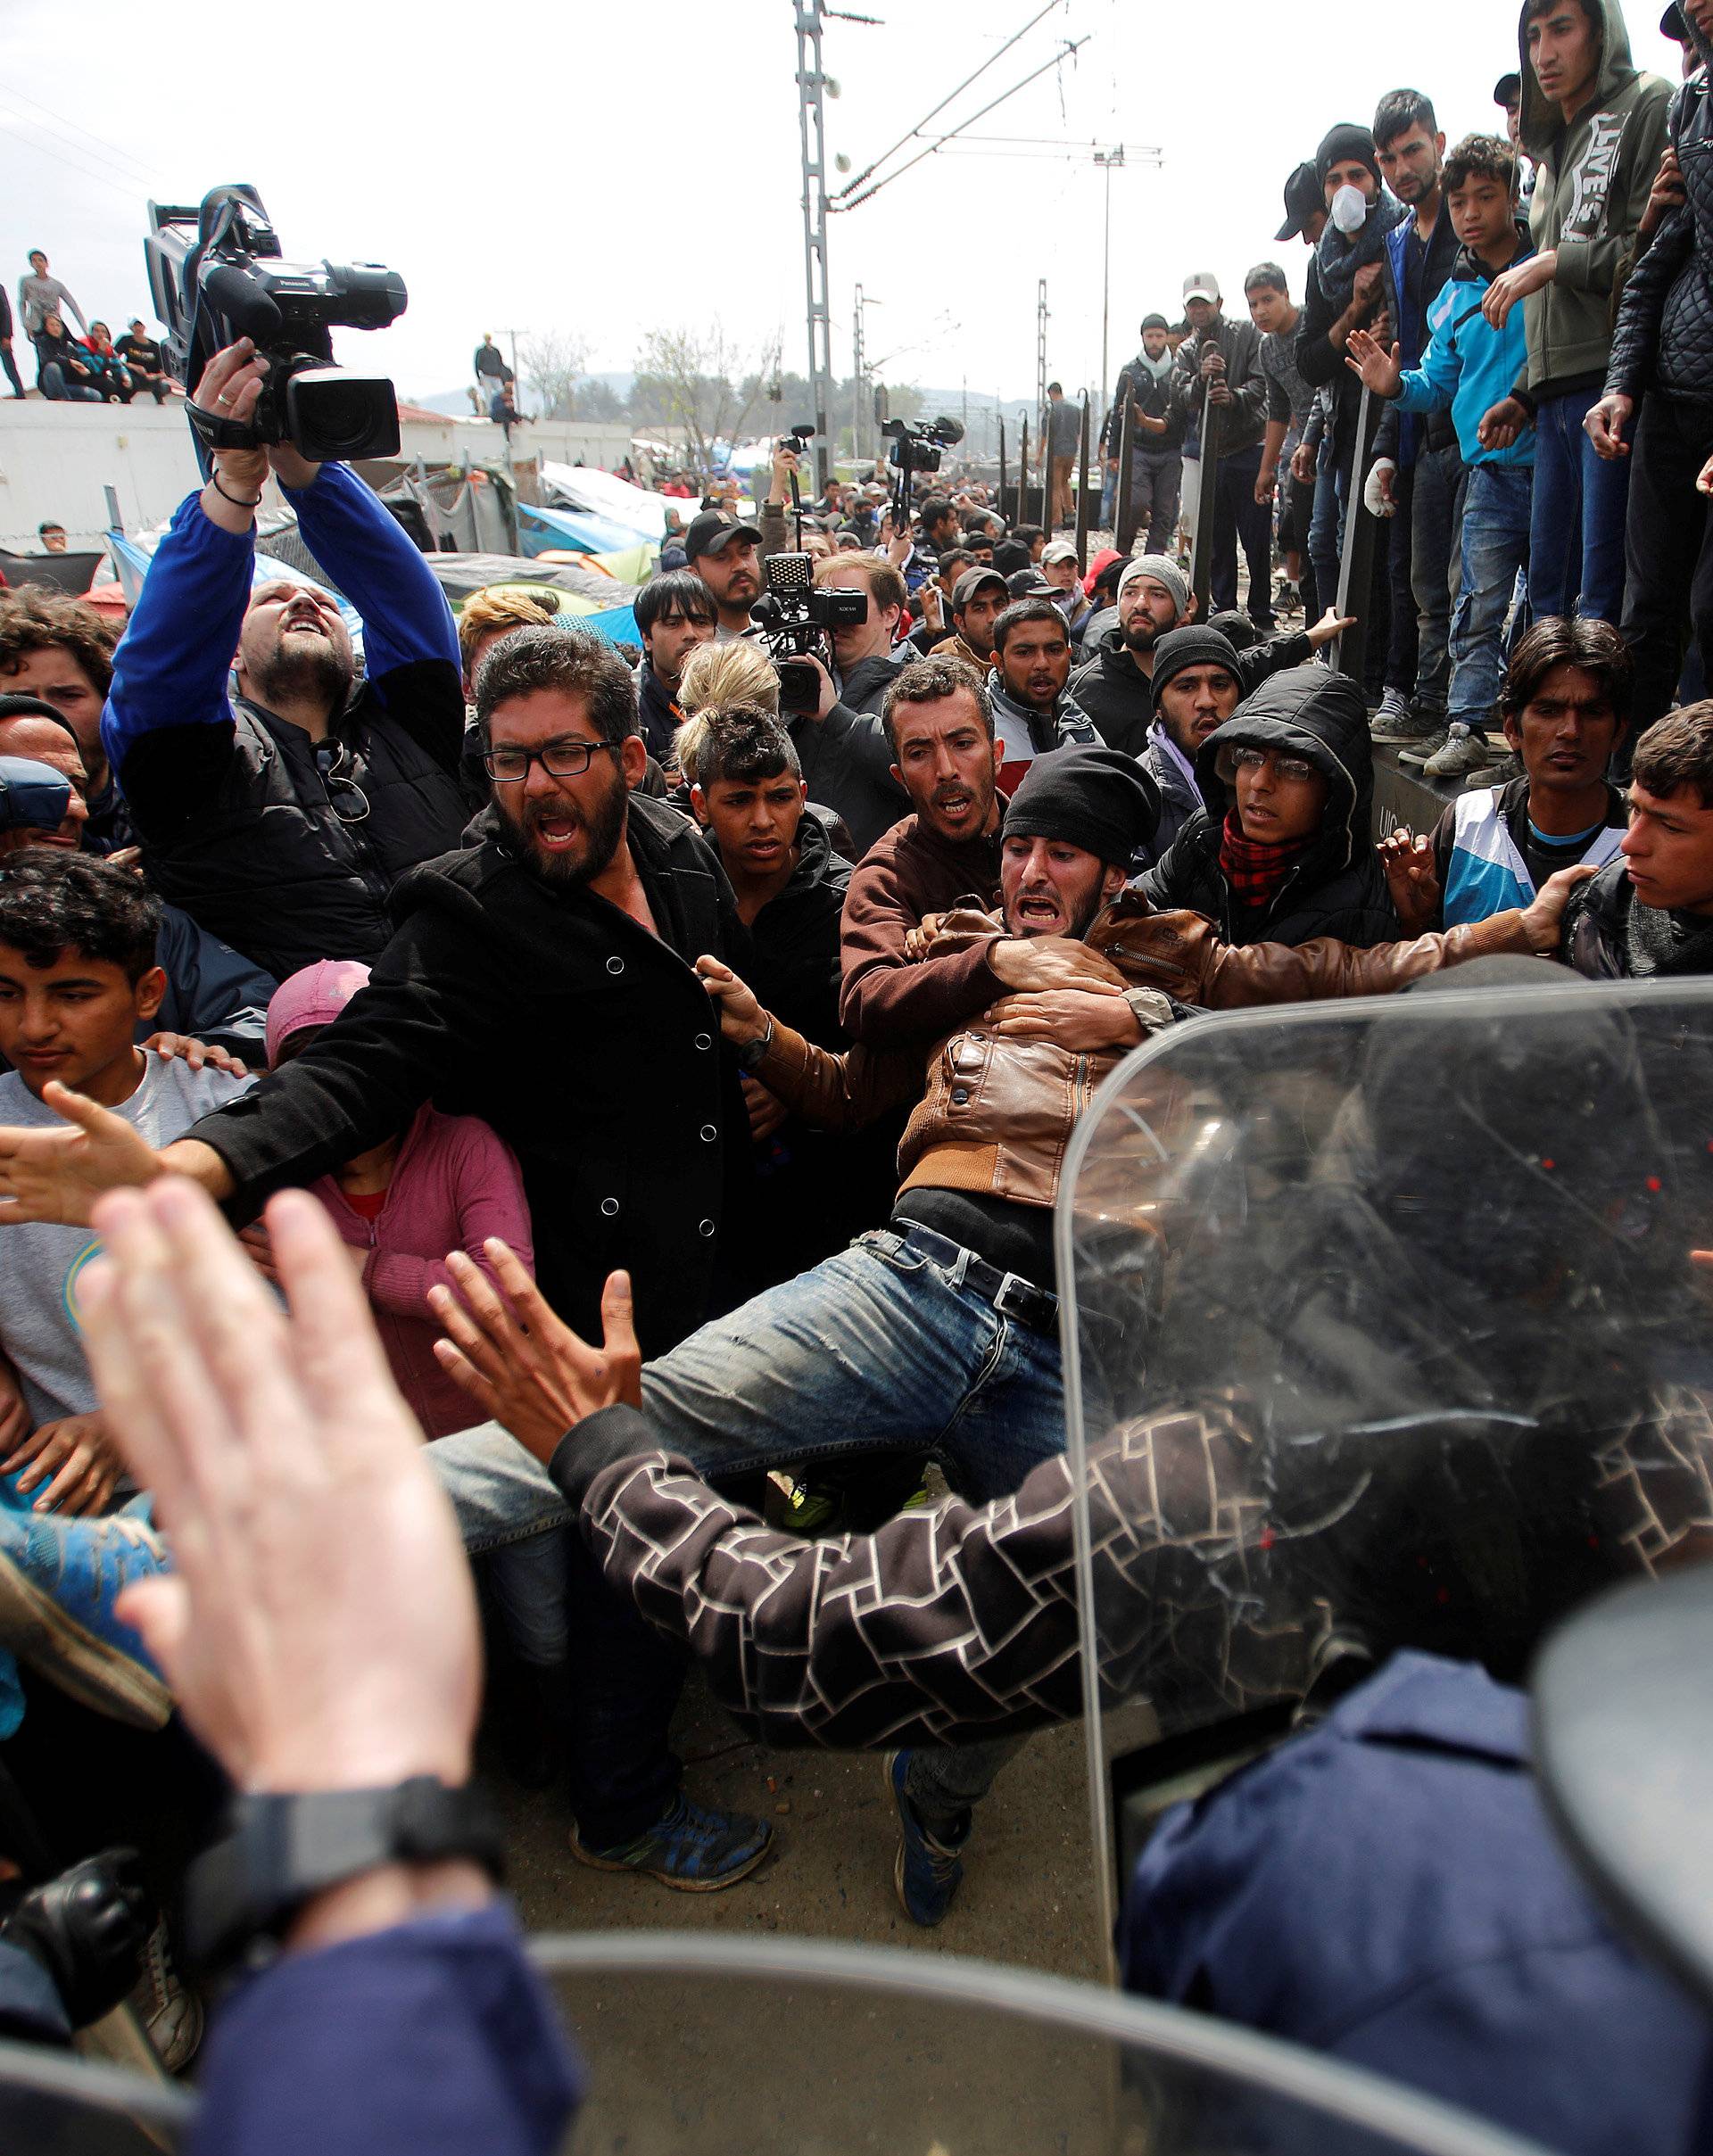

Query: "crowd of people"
<box><xmin>7</xmin><ymin>248</ymin><xmax>173</xmax><ymax>408</ymax></box>
<box><xmin>0</xmin><ymin>0</ymin><xmax>1710</xmax><ymax>2146</ymax></box>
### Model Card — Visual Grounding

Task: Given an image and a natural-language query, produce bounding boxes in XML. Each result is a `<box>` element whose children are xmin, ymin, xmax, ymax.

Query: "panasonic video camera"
<box><xmin>881</xmin><ymin>414</ymin><xmax>964</xmax><ymax>525</ymax></box>
<box><xmin>749</xmin><ymin>554</ymin><xmax>867</xmax><ymax>716</ymax></box>
<box><xmin>145</xmin><ymin>186</ymin><xmax>408</xmax><ymax>467</ymax></box>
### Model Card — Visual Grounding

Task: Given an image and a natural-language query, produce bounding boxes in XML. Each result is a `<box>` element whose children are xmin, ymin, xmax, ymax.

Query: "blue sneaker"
<box><xmin>569</xmin><ymin>1793</ymin><xmax>772</xmax><ymax>1892</ymax></box>
<box><xmin>887</xmin><ymin>1749</ymin><xmax>971</xmax><ymax>1927</ymax></box>
<box><xmin>0</xmin><ymin>1508</ymin><xmax>170</xmax><ymax>1729</ymax></box>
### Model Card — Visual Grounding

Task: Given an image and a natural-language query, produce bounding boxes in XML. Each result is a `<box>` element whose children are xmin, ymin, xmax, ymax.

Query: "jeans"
<box><xmin>426</xmin><ymin>1439</ymin><xmax>681</xmax><ymax>1846</ymax></box>
<box><xmin>37</xmin><ymin>363</ymin><xmax>100</xmax><ymax>403</ymax></box>
<box><xmin>1447</xmin><ymin>462</ymin><xmax>1534</xmax><ymax>735</ymax></box>
<box><xmin>433</xmin><ymin>1230</ymin><xmax>1067</xmax><ymax>1842</ymax></box>
<box><xmin>1619</xmin><ymin>390</ymin><xmax>1713</xmax><ymax>748</ymax></box>
<box><xmin>1528</xmin><ymin>385</ymin><xmax>1631</xmax><ymax>625</ymax></box>
<box><xmin>0</xmin><ymin>341</ymin><xmax>21</xmax><ymax>397</ymax></box>
<box><xmin>1210</xmin><ymin>440</ymin><xmax>1275</xmax><ymax>629</ymax></box>
<box><xmin>1411</xmin><ymin>441</ymin><xmax>1466</xmax><ymax>716</ymax></box>
<box><xmin>1307</xmin><ymin>438</ymin><xmax>1349</xmax><ymax>620</ymax></box>
<box><xmin>1385</xmin><ymin>463</ymin><xmax>1419</xmax><ymax>695</ymax></box>
<box><xmin>1130</xmin><ymin>448</ymin><xmax>1183</xmax><ymax>558</ymax></box>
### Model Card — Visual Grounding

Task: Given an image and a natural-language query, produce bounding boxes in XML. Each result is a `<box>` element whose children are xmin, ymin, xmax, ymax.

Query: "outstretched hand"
<box><xmin>694</xmin><ymin>954</ymin><xmax>770</xmax><ymax>1045</ymax></box>
<box><xmin>1344</xmin><ymin>329</ymin><xmax>1403</xmax><ymax>399</ymax></box>
<box><xmin>78</xmin><ymin>1181</ymin><xmax>479</xmax><ymax>1796</ymax></box>
<box><xmin>1378</xmin><ymin>826</ymin><xmax>1442</xmax><ymax>936</ymax></box>
<box><xmin>1519</xmin><ymin>863</ymin><xmax>1600</xmax><ymax>954</ymax></box>
<box><xmin>430</xmin><ymin>1245</ymin><xmax>641</xmax><ymax>1465</ymax></box>
<box><xmin>0</xmin><ymin>1081</ymin><xmax>161</xmax><ymax>1227</ymax></box>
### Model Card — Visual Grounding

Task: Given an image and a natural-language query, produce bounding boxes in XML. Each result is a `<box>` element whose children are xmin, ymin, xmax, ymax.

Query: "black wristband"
<box><xmin>210</xmin><ymin>470</ymin><xmax>263</xmax><ymax>510</ymax></box>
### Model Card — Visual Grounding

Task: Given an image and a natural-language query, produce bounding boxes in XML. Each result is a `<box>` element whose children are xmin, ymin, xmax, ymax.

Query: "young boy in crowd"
<box><xmin>1380</xmin><ymin>617</ymin><xmax>1630</xmax><ymax>929</ymax></box>
<box><xmin>1347</xmin><ymin>134</ymin><xmax>1536</xmax><ymax>782</ymax></box>
<box><xmin>0</xmin><ymin>855</ymin><xmax>252</xmax><ymax>1526</ymax></box>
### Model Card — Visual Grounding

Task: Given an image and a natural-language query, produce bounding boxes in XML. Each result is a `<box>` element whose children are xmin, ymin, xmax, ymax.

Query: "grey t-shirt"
<box><xmin>1046</xmin><ymin>399</ymin><xmax>1082</xmax><ymax>458</ymax></box>
<box><xmin>0</xmin><ymin>1056</ymin><xmax>252</xmax><ymax>1426</ymax></box>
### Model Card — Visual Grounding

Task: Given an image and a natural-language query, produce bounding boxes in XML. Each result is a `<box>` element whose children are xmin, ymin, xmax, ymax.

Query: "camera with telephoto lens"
<box><xmin>881</xmin><ymin>414</ymin><xmax>964</xmax><ymax>526</ymax></box>
<box><xmin>145</xmin><ymin>185</ymin><xmax>408</xmax><ymax>468</ymax></box>
<box><xmin>749</xmin><ymin>554</ymin><xmax>867</xmax><ymax>716</ymax></box>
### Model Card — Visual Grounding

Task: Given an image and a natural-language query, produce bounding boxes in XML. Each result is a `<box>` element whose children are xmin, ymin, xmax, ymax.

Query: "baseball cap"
<box><xmin>952</xmin><ymin>566</ymin><xmax>1008</xmax><ymax>611</ymax></box>
<box><xmin>1494</xmin><ymin>70</ymin><xmax>1522</xmax><ymax>105</ymax></box>
<box><xmin>1041</xmin><ymin>539</ymin><xmax>1080</xmax><ymax>566</ymax></box>
<box><xmin>1276</xmin><ymin>161</ymin><xmax>1322</xmax><ymax>242</ymax></box>
<box><xmin>1660</xmin><ymin>3</ymin><xmax>1688</xmax><ymax>37</ymax></box>
<box><xmin>1182</xmin><ymin>271</ymin><xmax>1221</xmax><ymax>307</ymax></box>
<box><xmin>1005</xmin><ymin>568</ymin><xmax>1053</xmax><ymax>599</ymax></box>
<box><xmin>683</xmin><ymin>508</ymin><xmax>762</xmax><ymax>562</ymax></box>
<box><xmin>266</xmin><ymin>960</ymin><xmax>372</xmax><ymax>1067</ymax></box>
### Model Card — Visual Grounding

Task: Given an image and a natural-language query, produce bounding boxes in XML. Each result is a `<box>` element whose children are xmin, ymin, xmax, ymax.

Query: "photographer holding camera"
<box><xmin>101</xmin><ymin>336</ymin><xmax>468</xmax><ymax>981</ymax></box>
<box><xmin>794</xmin><ymin>555</ymin><xmax>914</xmax><ymax>855</ymax></box>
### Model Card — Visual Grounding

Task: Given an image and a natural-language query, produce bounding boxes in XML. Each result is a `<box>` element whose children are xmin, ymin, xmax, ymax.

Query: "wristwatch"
<box><xmin>736</xmin><ymin>1015</ymin><xmax>776</xmax><ymax>1071</ymax></box>
<box><xmin>185</xmin><ymin>1778</ymin><xmax>504</xmax><ymax>1973</ymax></box>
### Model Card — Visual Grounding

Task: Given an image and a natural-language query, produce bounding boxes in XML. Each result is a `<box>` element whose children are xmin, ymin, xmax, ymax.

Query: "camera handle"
<box><xmin>186</xmin><ymin>397</ymin><xmax>268</xmax><ymax>456</ymax></box>
<box><xmin>790</xmin><ymin>467</ymin><xmax>803</xmax><ymax>554</ymax></box>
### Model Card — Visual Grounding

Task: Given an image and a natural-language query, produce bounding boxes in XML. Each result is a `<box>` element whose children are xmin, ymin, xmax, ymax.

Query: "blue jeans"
<box><xmin>1528</xmin><ymin>386</ymin><xmax>1630</xmax><ymax>625</ymax></box>
<box><xmin>1447</xmin><ymin>462</ymin><xmax>1533</xmax><ymax>735</ymax></box>
<box><xmin>1411</xmin><ymin>441</ymin><xmax>1466</xmax><ymax>715</ymax></box>
<box><xmin>38</xmin><ymin>362</ymin><xmax>100</xmax><ymax>403</ymax></box>
<box><xmin>1307</xmin><ymin>438</ymin><xmax>1348</xmax><ymax>619</ymax></box>
<box><xmin>1211</xmin><ymin>441</ymin><xmax>1274</xmax><ymax>629</ymax></box>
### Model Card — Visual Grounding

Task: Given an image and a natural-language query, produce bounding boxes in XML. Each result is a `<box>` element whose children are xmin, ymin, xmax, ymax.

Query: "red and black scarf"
<box><xmin>1219</xmin><ymin>810</ymin><xmax>1312</xmax><ymax>911</ymax></box>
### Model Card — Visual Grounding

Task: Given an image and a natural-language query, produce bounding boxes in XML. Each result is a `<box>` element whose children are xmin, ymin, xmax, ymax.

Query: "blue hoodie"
<box><xmin>1393</xmin><ymin>229</ymin><xmax>1535</xmax><ymax>470</ymax></box>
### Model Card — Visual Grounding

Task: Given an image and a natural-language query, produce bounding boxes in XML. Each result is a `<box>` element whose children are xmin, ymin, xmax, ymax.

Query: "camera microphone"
<box><xmin>199</xmin><ymin>264</ymin><xmax>284</xmax><ymax>343</ymax></box>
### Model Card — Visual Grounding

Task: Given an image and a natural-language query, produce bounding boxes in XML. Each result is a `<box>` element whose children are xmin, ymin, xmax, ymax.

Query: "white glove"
<box><xmin>1363</xmin><ymin>458</ymin><xmax>1397</xmax><ymax>518</ymax></box>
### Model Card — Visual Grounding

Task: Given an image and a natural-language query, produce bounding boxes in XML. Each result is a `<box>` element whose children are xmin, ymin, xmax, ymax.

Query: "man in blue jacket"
<box><xmin>102</xmin><ymin>338</ymin><xmax>470</xmax><ymax>981</ymax></box>
<box><xmin>1347</xmin><ymin>133</ymin><xmax>1536</xmax><ymax>783</ymax></box>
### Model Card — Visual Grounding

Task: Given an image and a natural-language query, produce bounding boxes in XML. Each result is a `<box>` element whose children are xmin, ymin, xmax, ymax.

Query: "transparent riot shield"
<box><xmin>0</xmin><ymin>2038</ymin><xmax>191</xmax><ymax>2152</ymax></box>
<box><xmin>537</xmin><ymin>1931</ymin><xmax>1552</xmax><ymax>2155</ymax></box>
<box><xmin>1055</xmin><ymin>979</ymin><xmax>1713</xmax><ymax>1943</ymax></box>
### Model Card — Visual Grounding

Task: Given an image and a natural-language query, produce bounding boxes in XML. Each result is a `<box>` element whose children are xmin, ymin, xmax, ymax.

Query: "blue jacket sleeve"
<box><xmin>1394</xmin><ymin>283</ymin><xmax>1462</xmax><ymax>416</ymax></box>
<box><xmin>282</xmin><ymin>462</ymin><xmax>459</xmax><ymax>688</ymax></box>
<box><xmin>102</xmin><ymin>489</ymin><xmax>254</xmax><ymax>789</ymax></box>
<box><xmin>189</xmin><ymin>1902</ymin><xmax>581</xmax><ymax>2156</ymax></box>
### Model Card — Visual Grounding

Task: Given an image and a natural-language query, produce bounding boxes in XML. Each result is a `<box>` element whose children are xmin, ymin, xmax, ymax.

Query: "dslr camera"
<box><xmin>145</xmin><ymin>185</ymin><xmax>408</xmax><ymax>467</ymax></box>
<box><xmin>749</xmin><ymin>554</ymin><xmax>867</xmax><ymax>716</ymax></box>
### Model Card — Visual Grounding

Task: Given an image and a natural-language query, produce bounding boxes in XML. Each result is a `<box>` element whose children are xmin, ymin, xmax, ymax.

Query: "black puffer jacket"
<box><xmin>1562</xmin><ymin>855</ymin><xmax>1713</xmax><ymax>977</ymax></box>
<box><xmin>790</xmin><ymin>648</ymin><xmax>913</xmax><ymax>859</ymax></box>
<box><xmin>1605</xmin><ymin>49</ymin><xmax>1713</xmax><ymax>400</ymax></box>
<box><xmin>1140</xmin><ymin>665</ymin><xmax>1398</xmax><ymax>947</ymax></box>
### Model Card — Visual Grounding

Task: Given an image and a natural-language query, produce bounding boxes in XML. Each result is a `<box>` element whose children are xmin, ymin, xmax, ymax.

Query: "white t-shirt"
<box><xmin>0</xmin><ymin>1056</ymin><xmax>252</xmax><ymax>1427</ymax></box>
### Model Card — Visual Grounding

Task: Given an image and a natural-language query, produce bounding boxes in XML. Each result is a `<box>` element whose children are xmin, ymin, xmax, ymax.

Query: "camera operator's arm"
<box><xmin>101</xmin><ymin>343</ymin><xmax>271</xmax><ymax>822</ymax></box>
<box><xmin>758</xmin><ymin>446</ymin><xmax>799</xmax><ymax>561</ymax></box>
<box><xmin>798</xmin><ymin>656</ymin><xmax>906</xmax><ymax>796</ymax></box>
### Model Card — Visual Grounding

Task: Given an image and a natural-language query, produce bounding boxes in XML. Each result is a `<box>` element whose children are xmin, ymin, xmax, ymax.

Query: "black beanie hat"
<box><xmin>1315</xmin><ymin>122</ymin><xmax>1382</xmax><ymax>190</ymax></box>
<box><xmin>1140</xmin><ymin>312</ymin><xmax>1171</xmax><ymax>334</ymax></box>
<box><xmin>1002</xmin><ymin>744</ymin><xmax>1161</xmax><ymax>866</ymax></box>
<box><xmin>1150</xmin><ymin>625</ymin><xmax>1243</xmax><ymax>701</ymax></box>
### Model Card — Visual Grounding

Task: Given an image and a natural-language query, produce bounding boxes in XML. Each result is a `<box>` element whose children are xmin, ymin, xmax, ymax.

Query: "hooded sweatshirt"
<box><xmin>1516</xmin><ymin>0</ymin><xmax>1671</xmax><ymax>399</ymax></box>
<box><xmin>1394</xmin><ymin>229</ymin><xmax>1538</xmax><ymax>468</ymax></box>
<box><xmin>1139</xmin><ymin>665</ymin><xmax>1398</xmax><ymax>947</ymax></box>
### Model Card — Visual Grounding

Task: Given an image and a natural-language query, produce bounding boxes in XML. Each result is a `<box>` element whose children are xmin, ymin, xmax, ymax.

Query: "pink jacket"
<box><xmin>310</xmin><ymin>1104</ymin><xmax>534</xmax><ymax>1440</ymax></box>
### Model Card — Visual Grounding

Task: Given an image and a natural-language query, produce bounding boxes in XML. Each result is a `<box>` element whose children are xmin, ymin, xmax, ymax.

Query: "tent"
<box><xmin>538</xmin><ymin>460</ymin><xmax>678</xmax><ymax>541</ymax></box>
<box><xmin>516</xmin><ymin>500</ymin><xmax>643</xmax><ymax>559</ymax></box>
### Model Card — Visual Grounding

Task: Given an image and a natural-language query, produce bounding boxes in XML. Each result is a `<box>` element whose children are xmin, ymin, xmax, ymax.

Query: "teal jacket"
<box><xmin>1394</xmin><ymin>234</ymin><xmax>1536</xmax><ymax>470</ymax></box>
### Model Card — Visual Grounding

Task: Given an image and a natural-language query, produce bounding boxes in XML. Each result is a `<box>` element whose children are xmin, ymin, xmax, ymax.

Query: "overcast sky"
<box><xmin>1</xmin><ymin>0</ymin><xmax>1687</xmax><ymax>419</ymax></box>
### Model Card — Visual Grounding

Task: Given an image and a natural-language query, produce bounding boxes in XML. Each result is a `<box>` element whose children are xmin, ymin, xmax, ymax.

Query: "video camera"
<box><xmin>145</xmin><ymin>186</ymin><xmax>408</xmax><ymax>470</ymax></box>
<box><xmin>749</xmin><ymin>554</ymin><xmax>867</xmax><ymax>716</ymax></box>
<box><xmin>881</xmin><ymin>414</ymin><xmax>964</xmax><ymax>525</ymax></box>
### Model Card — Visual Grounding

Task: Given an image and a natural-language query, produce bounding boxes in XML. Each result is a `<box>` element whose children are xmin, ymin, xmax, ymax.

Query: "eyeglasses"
<box><xmin>1231</xmin><ymin>746</ymin><xmax>1318</xmax><ymax>786</ymax></box>
<box><xmin>483</xmin><ymin>739</ymin><xmax>621</xmax><ymax>785</ymax></box>
<box><xmin>315</xmin><ymin>742</ymin><xmax>370</xmax><ymax>825</ymax></box>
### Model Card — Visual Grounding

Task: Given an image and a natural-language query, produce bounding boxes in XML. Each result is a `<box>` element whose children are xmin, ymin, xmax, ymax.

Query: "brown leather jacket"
<box><xmin>749</xmin><ymin>889</ymin><xmax>1540</xmax><ymax>1214</ymax></box>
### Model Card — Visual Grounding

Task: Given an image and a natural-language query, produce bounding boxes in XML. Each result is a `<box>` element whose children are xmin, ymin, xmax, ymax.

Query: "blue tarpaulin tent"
<box><xmin>516</xmin><ymin>500</ymin><xmax>640</xmax><ymax>558</ymax></box>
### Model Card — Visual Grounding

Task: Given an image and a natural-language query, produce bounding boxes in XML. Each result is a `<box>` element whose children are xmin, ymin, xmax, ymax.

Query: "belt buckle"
<box><xmin>992</xmin><ymin>1271</ymin><xmax>1039</xmax><ymax>1325</ymax></box>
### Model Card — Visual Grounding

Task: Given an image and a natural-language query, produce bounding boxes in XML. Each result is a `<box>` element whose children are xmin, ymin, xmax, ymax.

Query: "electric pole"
<box><xmin>794</xmin><ymin>1</ymin><xmax>835</xmax><ymax>492</ymax></box>
<box><xmin>1036</xmin><ymin>277</ymin><xmax>1049</xmax><ymax>510</ymax></box>
<box><xmin>1093</xmin><ymin>145</ymin><xmax>1124</xmax><ymax>404</ymax></box>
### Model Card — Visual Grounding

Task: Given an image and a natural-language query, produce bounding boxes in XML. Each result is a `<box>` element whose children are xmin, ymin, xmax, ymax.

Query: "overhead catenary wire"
<box><xmin>832</xmin><ymin>0</ymin><xmax>1068</xmax><ymax>203</ymax></box>
<box><xmin>837</xmin><ymin>35</ymin><xmax>1090</xmax><ymax>210</ymax></box>
<box><xmin>0</xmin><ymin>82</ymin><xmax>161</xmax><ymax>194</ymax></box>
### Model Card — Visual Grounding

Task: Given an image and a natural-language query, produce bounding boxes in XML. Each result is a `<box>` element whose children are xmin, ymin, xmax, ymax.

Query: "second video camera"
<box><xmin>145</xmin><ymin>185</ymin><xmax>408</xmax><ymax>467</ymax></box>
<box><xmin>749</xmin><ymin>554</ymin><xmax>867</xmax><ymax>715</ymax></box>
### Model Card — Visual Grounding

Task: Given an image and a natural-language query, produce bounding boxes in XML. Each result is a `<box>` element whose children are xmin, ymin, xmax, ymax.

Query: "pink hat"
<box><xmin>265</xmin><ymin>959</ymin><xmax>372</xmax><ymax>1068</ymax></box>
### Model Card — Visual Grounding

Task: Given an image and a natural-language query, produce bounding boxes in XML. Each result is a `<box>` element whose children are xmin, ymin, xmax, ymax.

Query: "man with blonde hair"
<box><xmin>457</xmin><ymin>587</ymin><xmax>562</xmax><ymax>697</ymax></box>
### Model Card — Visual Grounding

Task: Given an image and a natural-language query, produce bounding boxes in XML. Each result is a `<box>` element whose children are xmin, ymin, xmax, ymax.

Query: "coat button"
<box><xmin>600</xmin><ymin>1197</ymin><xmax>619</xmax><ymax>1217</ymax></box>
<box><xmin>607</xmin><ymin>955</ymin><xmax>624</xmax><ymax>975</ymax></box>
<box><xmin>951</xmin><ymin>1087</ymin><xmax>969</xmax><ymax>1105</ymax></box>
<box><xmin>698</xmin><ymin>1218</ymin><xmax>716</xmax><ymax>1237</ymax></box>
<box><xmin>700</xmin><ymin>1123</ymin><xmax>717</xmax><ymax>1142</ymax></box>
<box><xmin>695</xmin><ymin>1032</ymin><xmax>713</xmax><ymax>1050</ymax></box>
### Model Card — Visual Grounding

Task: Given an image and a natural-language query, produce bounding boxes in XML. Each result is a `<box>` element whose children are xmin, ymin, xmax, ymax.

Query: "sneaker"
<box><xmin>128</xmin><ymin>1919</ymin><xmax>203</xmax><ymax>2074</ymax></box>
<box><xmin>1465</xmin><ymin>749</ymin><xmax>1523</xmax><ymax>790</ymax></box>
<box><xmin>0</xmin><ymin>1509</ymin><xmax>170</xmax><ymax>1729</ymax></box>
<box><xmin>1398</xmin><ymin>726</ymin><xmax>1451</xmax><ymax>768</ymax></box>
<box><xmin>569</xmin><ymin>1792</ymin><xmax>772</xmax><ymax>1891</ymax></box>
<box><xmin>886</xmin><ymin>1749</ymin><xmax>971</xmax><ymax>1927</ymax></box>
<box><xmin>1422</xmin><ymin>725</ymin><xmax>1500</xmax><ymax>780</ymax></box>
<box><xmin>1370</xmin><ymin>690</ymin><xmax>1436</xmax><ymax>744</ymax></box>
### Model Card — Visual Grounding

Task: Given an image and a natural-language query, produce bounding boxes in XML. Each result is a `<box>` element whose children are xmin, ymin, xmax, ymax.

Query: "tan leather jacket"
<box><xmin>749</xmin><ymin>890</ymin><xmax>1539</xmax><ymax>1214</ymax></box>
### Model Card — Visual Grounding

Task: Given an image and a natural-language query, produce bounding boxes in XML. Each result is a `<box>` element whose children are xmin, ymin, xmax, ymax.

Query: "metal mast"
<box><xmin>1036</xmin><ymin>276</ymin><xmax>1049</xmax><ymax>449</ymax></box>
<box><xmin>852</xmin><ymin>282</ymin><xmax>865</xmax><ymax>465</ymax></box>
<box><xmin>795</xmin><ymin>0</ymin><xmax>834</xmax><ymax>492</ymax></box>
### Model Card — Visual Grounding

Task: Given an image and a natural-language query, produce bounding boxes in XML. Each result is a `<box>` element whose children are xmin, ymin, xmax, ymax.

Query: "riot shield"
<box><xmin>0</xmin><ymin>2039</ymin><xmax>190</xmax><ymax>2153</ymax></box>
<box><xmin>536</xmin><ymin>1932</ymin><xmax>1552</xmax><ymax>2156</ymax></box>
<box><xmin>1055</xmin><ymin>979</ymin><xmax>1713</xmax><ymax>1941</ymax></box>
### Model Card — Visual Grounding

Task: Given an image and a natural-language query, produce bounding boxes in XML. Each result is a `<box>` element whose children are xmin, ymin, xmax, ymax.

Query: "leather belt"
<box><xmin>893</xmin><ymin>1221</ymin><xmax>1059</xmax><ymax>1336</ymax></box>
